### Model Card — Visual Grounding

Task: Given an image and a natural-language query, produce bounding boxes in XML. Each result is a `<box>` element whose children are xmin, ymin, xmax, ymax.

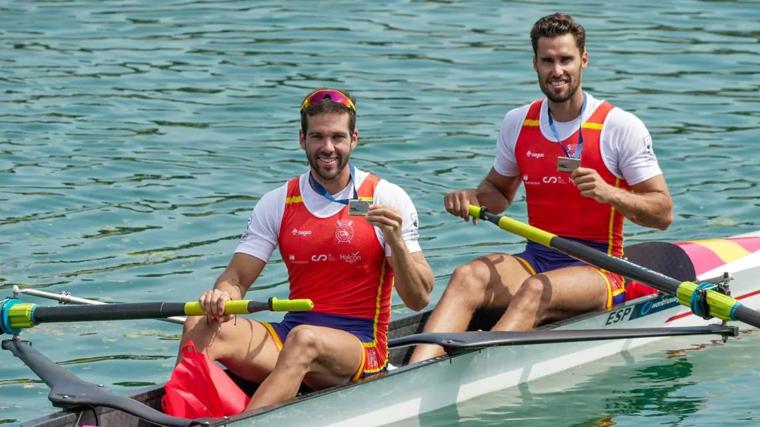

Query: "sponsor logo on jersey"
<box><xmin>340</xmin><ymin>251</ymin><xmax>362</xmax><ymax>264</ymax></box>
<box><xmin>291</xmin><ymin>228</ymin><xmax>312</xmax><ymax>237</ymax></box>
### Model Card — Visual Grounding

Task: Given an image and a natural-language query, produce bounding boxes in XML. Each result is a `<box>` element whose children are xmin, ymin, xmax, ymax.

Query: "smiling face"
<box><xmin>533</xmin><ymin>33</ymin><xmax>588</xmax><ymax>104</ymax></box>
<box><xmin>299</xmin><ymin>111</ymin><xmax>358</xmax><ymax>192</ymax></box>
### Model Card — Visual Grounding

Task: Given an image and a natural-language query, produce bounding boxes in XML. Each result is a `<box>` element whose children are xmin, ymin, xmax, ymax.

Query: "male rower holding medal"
<box><xmin>170</xmin><ymin>88</ymin><xmax>433</xmax><ymax>415</ymax></box>
<box><xmin>411</xmin><ymin>13</ymin><xmax>673</xmax><ymax>362</ymax></box>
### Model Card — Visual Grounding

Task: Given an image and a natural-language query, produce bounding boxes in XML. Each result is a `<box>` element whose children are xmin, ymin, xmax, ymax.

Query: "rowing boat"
<box><xmin>10</xmin><ymin>225</ymin><xmax>760</xmax><ymax>427</ymax></box>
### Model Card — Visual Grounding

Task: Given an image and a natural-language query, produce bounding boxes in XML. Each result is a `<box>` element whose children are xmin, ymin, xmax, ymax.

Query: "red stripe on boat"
<box><xmin>731</xmin><ymin>236</ymin><xmax>760</xmax><ymax>253</ymax></box>
<box><xmin>665</xmin><ymin>288</ymin><xmax>760</xmax><ymax>323</ymax></box>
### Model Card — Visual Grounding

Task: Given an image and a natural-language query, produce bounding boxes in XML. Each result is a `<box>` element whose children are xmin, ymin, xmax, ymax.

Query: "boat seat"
<box><xmin>623</xmin><ymin>241</ymin><xmax>697</xmax><ymax>300</ymax></box>
<box><xmin>623</xmin><ymin>241</ymin><xmax>696</xmax><ymax>282</ymax></box>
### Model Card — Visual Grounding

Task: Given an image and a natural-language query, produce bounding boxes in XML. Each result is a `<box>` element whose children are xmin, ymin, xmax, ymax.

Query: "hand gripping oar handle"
<box><xmin>468</xmin><ymin>205</ymin><xmax>760</xmax><ymax>329</ymax></box>
<box><xmin>0</xmin><ymin>297</ymin><xmax>313</xmax><ymax>335</ymax></box>
<box><xmin>182</xmin><ymin>297</ymin><xmax>314</xmax><ymax>316</ymax></box>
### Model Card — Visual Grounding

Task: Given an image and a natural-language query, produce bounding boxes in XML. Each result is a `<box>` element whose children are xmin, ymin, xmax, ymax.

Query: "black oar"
<box><xmin>468</xmin><ymin>205</ymin><xmax>760</xmax><ymax>329</ymax></box>
<box><xmin>0</xmin><ymin>297</ymin><xmax>313</xmax><ymax>335</ymax></box>
<box><xmin>389</xmin><ymin>324</ymin><xmax>737</xmax><ymax>351</ymax></box>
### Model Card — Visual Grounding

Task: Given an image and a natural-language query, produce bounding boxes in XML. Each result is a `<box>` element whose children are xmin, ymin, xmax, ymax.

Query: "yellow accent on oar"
<box><xmin>468</xmin><ymin>205</ymin><xmax>482</xmax><ymax>219</ymax></box>
<box><xmin>468</xmin><ymin>205</ymin><xmax>554</xmax><ymax>247</ymax></box>
<box><xmin>676</xmin><ymin>281</ymin><xmax>739</xmax><ymax>321</ymax></box>
<box><xmin>8</xmin><ymin>302</ymin><xmax>36</xmax><ymax>330</ymax></box>
<box><xmin>691</xmin><ymin>239</ymin><xmax>750</xmax><ymax>264</ymax></box>
<box><xmin>183</xmin><ymin>300</ymin><xmax>253</xmax><ymax>316</ymax></box>
<box><xmin>496</xmin><ymin>216</ymin><xmax>554</xmax><ymax>247</ymax></box>
<box><xmin>270</xmin><ymin>297</ymin><xmax>313</xmax><ymax>312</ymax></box>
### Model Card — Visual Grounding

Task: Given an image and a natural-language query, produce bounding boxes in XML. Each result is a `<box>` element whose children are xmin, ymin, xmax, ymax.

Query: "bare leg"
<box><xmin>246</xmin><ymin>324</ymin><xmax>364</xmax><ymax>411</ymax></box>
<box><xmin>180</xmin><ymin>315</ymin><xmax>279</xmax><ymax>384</ymax></box>
<box><xmin>492</xmin><ymin>265</ymin><xmax>609</xmax><ymax>331</ymax></box>
<box><xmin>408</xmin><ymin>253</ymin><xmax>531</xmax><ymax>363</ymax></box>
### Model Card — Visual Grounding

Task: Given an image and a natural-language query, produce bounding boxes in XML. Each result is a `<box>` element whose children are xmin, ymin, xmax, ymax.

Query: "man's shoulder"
<box><xmin>256</xmin><ymin>181</ymin><xmax>289</xmax><ymax>208</ymax></box>
<box><xmin>503</xmin><ymin>102</ymin><xmax>533</xmax><ymax>121</ymax></box>
<box><xmin>603</xmin><ymin>105</ymin><xmax>648</xmax><ymax>136</ymax></box>
<box><xmin>374</xmin><ymin>176</ymin><xmax>408</xmax><ymax>196</ymax></box>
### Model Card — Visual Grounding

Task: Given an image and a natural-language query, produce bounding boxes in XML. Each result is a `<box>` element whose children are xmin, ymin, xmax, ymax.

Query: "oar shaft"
<box><xmin>2</xmin><ymin>297</ymin><xmax>313</xmax><ymax>334</ymax></box>
<box><xmin>11</xmin><ymin>286</ymin><xmax>186</xmax><ymax>325</ymax></box>
<box><xmin>32</xmin><ymin>302</ymin><xmax>188</xmax><ymax>323</ymax></box>
<box><xmin>470</xmin><ymin>205</ymin><xmax>760</xmax><ymax>329</ymax></box>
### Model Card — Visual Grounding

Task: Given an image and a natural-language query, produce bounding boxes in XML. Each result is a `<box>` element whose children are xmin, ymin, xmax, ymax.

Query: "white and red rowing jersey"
<box><xmin>494</xmin><ymin>92</ymin><xmax>664</xmax><ymax>255</ymax></box>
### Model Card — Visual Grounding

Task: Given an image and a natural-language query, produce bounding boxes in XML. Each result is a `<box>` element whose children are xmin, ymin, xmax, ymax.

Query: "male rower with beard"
<box><xmin>173</xmin><ymin>88</ymin><xmax>433</xmax><ymax>414</ymax></box>
<box><xmin>410</xmin><ymin>13</ymin><xmax>673</xmax><ymax>362</ymax></box>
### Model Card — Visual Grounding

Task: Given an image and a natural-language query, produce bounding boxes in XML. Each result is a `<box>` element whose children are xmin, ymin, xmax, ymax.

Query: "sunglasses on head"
<box><xmin>300</xmin><ymin>89</ymin><xmax>356</xmax><ymax>112</ymax></box>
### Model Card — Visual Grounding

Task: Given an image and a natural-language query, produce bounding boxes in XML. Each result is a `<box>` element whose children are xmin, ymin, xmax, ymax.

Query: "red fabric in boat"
<box><xmin>161</xmin><ymin>340</ymin><xmax>250</xmax><ymax>418</ymax></box>
<box><xmin>624</xmin><ymin>281</ymin><xmax>659</xmax><ymax>300</ymax></box>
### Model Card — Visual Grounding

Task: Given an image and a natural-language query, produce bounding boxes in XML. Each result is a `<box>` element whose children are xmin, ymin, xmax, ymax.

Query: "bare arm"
<box><xmin>200</xmin><ymin>253</ymin><xmax>267</xmax><ymax>319</ymax></box>
<box><xmin>367</xmin><ymin>205</ymin><xmax>434</xmax><ymax>311</ymax></box>
<box><xmin>444</xmin><ymin>168</ymin><xmax>522</xmax><ymax>222</ymax></box>
<box><xmin>572</xmin><ymin>169</ymin><xmax>673</xmax><ymax>230</ymax></box>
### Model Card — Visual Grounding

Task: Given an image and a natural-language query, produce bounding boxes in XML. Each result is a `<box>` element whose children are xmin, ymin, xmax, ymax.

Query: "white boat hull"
<box><xmin>21</xmin><ymin>233</ymin><xmax>760</xmax><ymax>427</ymax></box>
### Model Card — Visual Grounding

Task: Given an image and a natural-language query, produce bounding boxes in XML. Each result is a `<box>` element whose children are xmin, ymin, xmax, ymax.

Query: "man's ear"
<box><xmin>351</xmin><ymin>129</ymin><xmax>359</xmax><ymax>150</ymax></box>
<box><xmin>299</xmin><ymin>130</ymin><xmax>306</xmax><ymax>149</ymax></box>
<box><xmin>581</xmin><ymin>50</ymin><xmax>589</xmax><ymax>70</ymax></box>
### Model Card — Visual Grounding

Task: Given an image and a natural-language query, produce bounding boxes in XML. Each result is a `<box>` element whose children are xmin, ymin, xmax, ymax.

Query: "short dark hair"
<box><xmin>300</xmin><ymin>89</ymin><xmax>357</xmax><ymax>134</ymax></box>
<box><xmin>530</xmin><ymin>13</ymin><xmax>586</xmax><ymax>55</ymax></box>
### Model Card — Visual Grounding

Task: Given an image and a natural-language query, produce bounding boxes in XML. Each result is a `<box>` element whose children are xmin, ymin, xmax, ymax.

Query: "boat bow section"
<box><xmin>3</xmin><ymin>339</ymin><xmax>209</xmax><ymax>427</ymax></box>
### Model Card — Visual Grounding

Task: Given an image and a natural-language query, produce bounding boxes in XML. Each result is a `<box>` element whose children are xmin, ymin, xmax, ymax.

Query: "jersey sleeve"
<box><xmin>374</xmin><ymin>180</ymin><xmax>422</xmax><ymax>256</ymax></box>
<box><xmin>602</xmin><ymin>108</ymin><xmax>663</xmax><ymax>186</ymax></box>
<box><xmin>234</xmin><ymin>185</ymin><xmax>286</xmax><ymax>263</ymax></box>
<box><xmin>493</xmin><ymin>106</ymin><xmax>529</xmax><ymax>177</ymax></box>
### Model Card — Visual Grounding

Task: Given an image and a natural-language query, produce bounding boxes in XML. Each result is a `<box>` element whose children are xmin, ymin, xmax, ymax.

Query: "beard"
<box><xmin>306</xmin><ymin>150</ymin><xmax>350</xmax><ymax>183</ymax></box>
<box><xmin>538</xmin><ymin>72</ymin><xmax>581</xmax><ymax>104</ymax></box>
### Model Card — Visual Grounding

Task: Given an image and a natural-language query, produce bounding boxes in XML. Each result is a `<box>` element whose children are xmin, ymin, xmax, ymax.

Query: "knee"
<box><xmin>181</xmin><ymin>316</ymin><xmax>232</xmax><ymax>348</ymax></box>
<box><xmin>182</xmin><ymin>315</ymin><xmax>202</xmax><ymax>335</ymax></box>
<box><xmin>515</xmin><ymin>276</ymin><xmax>547</xmax><ymax>301</ymax></box>
<box><xmin>448</xmin><ymin>262</ymin><xmax>488</xmax><ymax>294</ymax></box>
<box><xmin>283</xmin><ymin>325</ymin><xmax>321</xmax><ymax>361</ymax></box>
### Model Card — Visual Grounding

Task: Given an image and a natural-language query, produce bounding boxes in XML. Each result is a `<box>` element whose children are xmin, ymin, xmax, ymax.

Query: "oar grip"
<box><xmin>468</xmin><ymin>205</ymin><xmax>484</xmax><ymax>220</ymax></box>
<box><xmin>269</xmin><ymin>297</ymin><xmax>314</xmax><ymax>312</ymax></box>
<box><xmin>468</xmin><ymin>204</ymin><xmax>554</xmax><ymax>247</ymax></box>
<box><xmin>183</xmin><ymin>300</ymin><xmax>254</xmax><ymax>316</ymax></box>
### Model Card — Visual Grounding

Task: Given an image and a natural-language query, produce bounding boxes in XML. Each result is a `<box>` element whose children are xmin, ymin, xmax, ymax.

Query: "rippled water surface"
<box><xmin>2</xmin><ymin>0</ymin><xmax>759</xmax><ymax>425</ymax></box>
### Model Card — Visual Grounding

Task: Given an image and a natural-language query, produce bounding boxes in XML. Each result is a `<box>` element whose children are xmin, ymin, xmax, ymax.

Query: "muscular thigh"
<box><xmin>539</xmin><ymin>265</ymin><xmax>609</xmax><ymax>318</ymax></box>
<box><xmin>202</xmin><ymin>318</ymin><xmax>280</xmax><ymax>384</ymax></box>
<box><xmin>470</xmin><ymin>252</ymin><xmax>534</xmax><ymax>307</ymax></box>
<box><xmin>293</xmin><ymin>325</ymin><xmax>364</xmax><ymax>389</ymax></box>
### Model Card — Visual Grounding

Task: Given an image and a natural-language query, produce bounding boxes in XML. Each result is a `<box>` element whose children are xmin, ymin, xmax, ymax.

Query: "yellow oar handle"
<box><xmin>270</xmin><ymin>297</ymin><xmax>314</xmax><ymax>312</ymax></box>
<box><xmin>468</xmin><ymin>205</ymin><xmax>554</xmax><ymax>247</ymax></box>
<box><xmin>183</xmin><ymin>300</ymin><xmax>249</xmax><ymax>316</ymax></box>
<box><xmin>183</xmin><ymin>298</ymin><xmax>314</xmax><ymax>316</ymax></box>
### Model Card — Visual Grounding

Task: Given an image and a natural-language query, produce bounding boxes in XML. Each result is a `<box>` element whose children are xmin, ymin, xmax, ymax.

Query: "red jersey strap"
<box><xmin>583</xmin><ymin>101</ymin><xmax>614</xmax><ymax>130</ymax></box>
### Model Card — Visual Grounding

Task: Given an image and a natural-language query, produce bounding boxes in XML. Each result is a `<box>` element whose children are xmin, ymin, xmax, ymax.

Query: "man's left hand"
<box><xmin>571</xmin><ymin>167</ymin><xmax>614</xmax><ymax>204</ymax></box>
<box><xmin>366</xmin><ymin>205</ymin><xmax>404</xmax><ymax>245</ymax></box>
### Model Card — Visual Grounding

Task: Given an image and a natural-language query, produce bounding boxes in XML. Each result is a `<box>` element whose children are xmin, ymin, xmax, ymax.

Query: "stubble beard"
<box><xmin>540</xmin><ymin>72</ymin><xmax>581</xmax><ymax>104</ymax></box>
<box><xmin>307</xmin><ymin>151</ymin><xmax>349</xmax><ymax>183</ymax></box>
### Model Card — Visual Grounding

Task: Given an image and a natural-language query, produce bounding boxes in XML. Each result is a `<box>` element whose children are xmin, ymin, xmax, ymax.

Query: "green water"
<box><xmin>2</xmin><ymin>0</ymin><xmax>759</xmax><ymax>425</ymax></box>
